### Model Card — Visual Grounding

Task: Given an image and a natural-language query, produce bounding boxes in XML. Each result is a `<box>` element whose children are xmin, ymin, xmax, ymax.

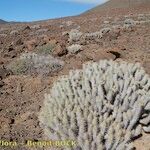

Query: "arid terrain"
<box><xmin>0</xmin><ymin>0</ymin><xmax>150</xmax><ymax>149</ymax></box>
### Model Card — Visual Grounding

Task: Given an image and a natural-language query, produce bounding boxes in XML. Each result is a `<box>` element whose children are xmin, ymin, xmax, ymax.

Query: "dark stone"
<box><xmin>16</xmin><ymin>38</ymin><xmax>23</xmax><ymax>46</ymax></box>
<box><xmin>0</xmin><ymin>67</ymin><xmax>12</xmax><ymax>79</ymax></box>
<box><xmin>0</xmin><ymin>80</ymin><xmax>4</xmax><ymax>87</ymax></box>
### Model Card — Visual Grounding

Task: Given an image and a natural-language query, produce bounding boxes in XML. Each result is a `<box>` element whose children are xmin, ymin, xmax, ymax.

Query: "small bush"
<box><xmin>8</xmin><ymin>59</ymin><xmax>28</xmax><ymax>75</ymax></box>
<box><xmin>103</xmin><ymin>20</ymin><xmax>110</xmax><ymax>24</ymax></box>
<box><xmin>85</xmin><ymin>31</ymin><xmax>102</xmax><ymax>40</ymax></box>
<box><xmin>112</xmin><ymin>25</ymin><xmax>122</xmax><ymax>30</ymax></box>
<box><xmin>67</xmin><ymin>44</ymin><xmax>82</xmax><ymax>54</ymax></box>
<box><xmin>124</xmin><ymin>18</ymin><xmax>135</xmax><ymax>25</ymax></box>
<box><xmin>10</xmin><ymin>30</ymin><xmax>19</xmax><ymax>35</ymax></box>
<box><xmin>84</xmin><ymin>27</ymin><xmax>111</xmax><ymax>40</ymax></box>
<box><xmin>123</xmin><ymin>19</ymin><xmax>136</xmax><ymax>32</ymax></box>
<box><xmin>65</xmin><ymin>21</ymin><xmax>73</xmax><ymax>26</ymax></box>
<box><xmin>36</xmin><ymin>44</ymin><xmax>55</xmax><ymax>55</ymax></box>
<box><xmin>30</xmin><ymin>24</ymin><xmax>41</xmax><ymax>29</ymax></box>
<box><xmin>100</xmin><ymin>27</ymin><xmax>111</xmax><ymax>36</ymax></box>
<box><xmin>123</xmin><ymin>24</ymin><xmax>134</xmax><ymax>32</ymax></box>
<box><xmin>68</xmin><ymin>29</ymin><xmax>82</xmax><ymax>42</ymax></box>
<box><xmin>0</xmin><ymin>34</ymin><xmax>7</xmax><ymax>37</ymax></box>
<box><xmin>8</xmin><ymin>52</ymin><xmax>64</xmax><ymax>76</ymax></box>
<box><xmin>138</xmin><ymin>16</ymin><xmax>145</xmax><ymax>21</ymax></box>
<box><xmin>134</xmin><ymin>21</ymin><xmax>141</xmax><ymax>25</ymax></box>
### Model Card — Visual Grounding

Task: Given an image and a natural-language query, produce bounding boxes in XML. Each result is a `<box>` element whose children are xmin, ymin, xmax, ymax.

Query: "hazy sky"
<box><xmin>0</xmin><ymin>0</ymin><xmax>107</xmax><ymax>22</ymax></box>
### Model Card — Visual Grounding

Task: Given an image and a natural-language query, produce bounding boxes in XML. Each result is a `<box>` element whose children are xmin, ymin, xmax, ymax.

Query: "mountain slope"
<box><xmin>84</xmin><ymin>0</ymin><xmax>150</xmax><ymax>16</ymax></box>
<box><xmin>0</xmin><ymin>19</ymin><xmax>7</xmax><ymax>24</ymax></box>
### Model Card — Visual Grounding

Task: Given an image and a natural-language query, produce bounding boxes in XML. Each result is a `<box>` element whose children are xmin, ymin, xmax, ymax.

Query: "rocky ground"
<box><xmin>0</xmin><ymin>1</ymin><xmax>150</xmax><ymax>150</ymax></box>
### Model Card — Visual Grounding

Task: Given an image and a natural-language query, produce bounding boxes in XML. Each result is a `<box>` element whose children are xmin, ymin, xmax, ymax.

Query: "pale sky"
<box><xmin>0</xmin><ymin>0</ymin><xmax>107</xmax><ymax>22</ymax></box>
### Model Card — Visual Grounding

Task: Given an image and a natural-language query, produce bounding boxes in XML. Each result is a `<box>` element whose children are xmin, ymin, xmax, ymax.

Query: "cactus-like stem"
<box><xmin>39</xmin><ymin>60</ymin><xmax>150</xmax><ymax>150</ymax></box>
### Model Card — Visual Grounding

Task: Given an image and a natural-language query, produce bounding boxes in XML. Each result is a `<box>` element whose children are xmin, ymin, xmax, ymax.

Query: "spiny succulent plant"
<box><xmin>39</xmin><ymin>60</ymin><xmax>150</xmax><ymax>150</ymax></box>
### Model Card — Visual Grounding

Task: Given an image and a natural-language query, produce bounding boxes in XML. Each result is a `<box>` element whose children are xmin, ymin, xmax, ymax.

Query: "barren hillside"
<box><xmin>0</xmin><ymin>19</ymin><xmax>7</xmax><ymax>24</ymax></box>
<box><xmin>84</xmin><ymin>0</ymin><xmax>150</xmax><ymax>16</ymax></box>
